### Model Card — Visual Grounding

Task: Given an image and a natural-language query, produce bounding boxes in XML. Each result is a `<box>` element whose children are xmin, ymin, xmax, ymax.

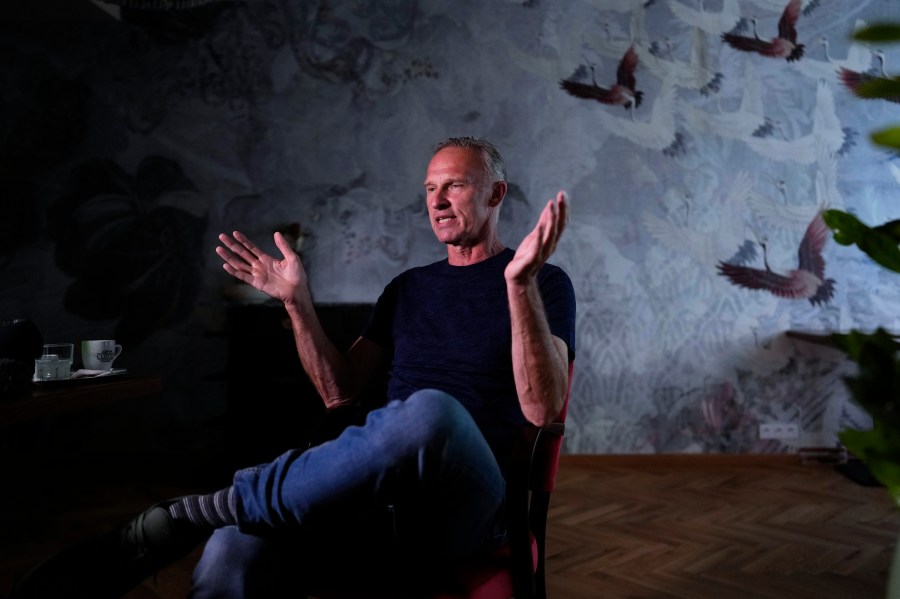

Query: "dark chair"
<box><xmin>308</xmin><ymin>362</ymin><xmax>573</xmax><ymax>599</ymax></box>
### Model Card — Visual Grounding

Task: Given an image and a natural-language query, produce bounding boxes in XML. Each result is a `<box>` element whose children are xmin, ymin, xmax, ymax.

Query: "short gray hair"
<box><xmin>432</xmin><ymin>137</ymin><xmax>507</xmax><ymax>183</ymax></box>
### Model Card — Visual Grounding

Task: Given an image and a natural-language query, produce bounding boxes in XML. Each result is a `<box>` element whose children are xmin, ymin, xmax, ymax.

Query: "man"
<box><xmin>15</xmin><ymin>137</ymin><xmax>576</xmax><ymax>598</ymax></box>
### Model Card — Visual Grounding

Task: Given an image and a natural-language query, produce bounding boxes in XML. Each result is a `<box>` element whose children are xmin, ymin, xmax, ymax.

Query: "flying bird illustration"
<box><xmin>560</xmin><ymin>45</ymin><xmax>643</xmax><ymax>117</ymax></box>
<box><xmin>721</xmin><ymin>0</ymin><xmax>805</xmax><ymax>62</ymax></box>
<box><xmin>717</xmin><ymin>211</ymin><xmax>835</xmax><ymax>305</ymax></box>
<box><xmin>742</xmin><ymin>81</ymin><xmax>848</xmax><ymax>164</ymax></box>
<box><xmin>590</xmin><ymin>75</ymin><xmax>684</xmax><ymax>154</ymax></box>
<box><xmin>643</xmin><ymin>30</ymin><xmax>724</xmax><ymax>95</ymax></box>
<box><xmin>745</xmin><ymin>0</ymin><xmax>820</xmax><ymax>16</ymax></box>
<box><xmin>839</xmin><ymin>50</ymin><xmax>900</xmax><ymax>104</ymax></box>
<box><xmin>643</xmin><ymin>170</ymin><xmax>758</xmax><ymax>269</ymax></box>
<box><xmin>680</xmin><ymin>60</ymin><xmax>767</xmax><ymax>142</ymax></box>
<box><xmin>789</xmin><ymin>32</ymin><xmax>874</xmax><ymax>82</ymax></box>
<box><xmin>667</xmin><ymin>0</ymin><xmax>743</xmax><ymax>36</ymax></box>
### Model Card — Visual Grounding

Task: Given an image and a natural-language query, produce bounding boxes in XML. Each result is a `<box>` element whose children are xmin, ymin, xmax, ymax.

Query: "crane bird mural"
<box><xmin>559</xmin><ymin>45</ymin><xmax>644</xmax><ymax>119</ymax></box>
<box><xmin>839</xmin><ymin>50</ymin><xmax>900</xmax><ymax>104</ymax></box>
<box><xmin>721</xmin><ymin>0</ymin><xmax>805</xmax><ymax>62</ymax></box>
<box><xmin>717</xmin><ymin>212</ymin><xmax>835</xmax><ymax>305</ymax></box>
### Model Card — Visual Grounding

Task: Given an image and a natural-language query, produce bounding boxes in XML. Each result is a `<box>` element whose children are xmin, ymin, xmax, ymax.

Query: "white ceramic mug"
<box><xmin>81</xmin><ymin>339</ymin><xmax>123</xmax><ymax>371</ymax></box>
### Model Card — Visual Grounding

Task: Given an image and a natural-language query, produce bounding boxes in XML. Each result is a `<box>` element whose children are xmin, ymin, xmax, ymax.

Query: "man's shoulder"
<box><xmin>539</xmin><ymin>260</ymin><xmax>572</xmax><ymax>283</ymax></box>
<box><xmin>390</xmin><ymin>251</ymin><xmax>571</xmax><ymax>286</ymax></box>
<box><xmin>383</xmin><ymin>258</ymin><xmax>448</xmax><ymax>291</ymax></box>
<box><xmin>396</xmin><ymin>257</ymin><xmax>448</xmax><ymax>278</ymax></box>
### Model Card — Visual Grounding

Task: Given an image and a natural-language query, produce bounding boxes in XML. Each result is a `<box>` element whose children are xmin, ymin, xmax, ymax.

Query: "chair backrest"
<box><xmin>504</xmin><ymin>360</ymin><xmax>573</xmax><ymax>599</ymax></box>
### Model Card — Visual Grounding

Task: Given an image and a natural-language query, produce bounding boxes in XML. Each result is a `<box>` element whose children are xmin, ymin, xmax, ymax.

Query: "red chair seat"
<box><xmin>429</xmin><ymin>534</ymin><xmax>538</xmax><ymax>599</ymax></box>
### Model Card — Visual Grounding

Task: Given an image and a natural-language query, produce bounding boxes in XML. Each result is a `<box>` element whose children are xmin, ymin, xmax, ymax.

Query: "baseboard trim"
<box><xmin>559</xmin><ymin>453</ymin><xmax>802</xmax><ymax>467</ymax></box>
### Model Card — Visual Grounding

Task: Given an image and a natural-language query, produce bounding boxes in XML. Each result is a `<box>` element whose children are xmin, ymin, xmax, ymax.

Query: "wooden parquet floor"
<box><xmin>546</xmin><ymin>455</ymin><xmax>900</xmax><ymax>599</ymax></box>
<box><xmin>0</xmin><ymin>455</ymin><xmax>897</xmax><ymax>598</ymax></box>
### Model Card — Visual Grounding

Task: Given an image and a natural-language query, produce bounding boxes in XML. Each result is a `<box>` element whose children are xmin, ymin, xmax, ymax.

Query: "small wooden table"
<box><xmin>0</xmin><ymin>374</ymin><xmax>162</xmax><ymax>426</ymax></box>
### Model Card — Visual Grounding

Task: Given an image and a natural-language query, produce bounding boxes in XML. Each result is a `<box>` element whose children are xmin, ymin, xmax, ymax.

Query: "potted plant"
<box><xmin>821</xmin><ymin>21</ymin><xmax>900</xmax><ymax>598</ymax></box>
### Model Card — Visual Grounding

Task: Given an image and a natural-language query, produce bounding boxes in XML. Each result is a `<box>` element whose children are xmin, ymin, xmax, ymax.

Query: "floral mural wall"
<box><xmin>1</xmin><ymin>0</ymin><xmax>898</xmax><ymax>455</ymax></box>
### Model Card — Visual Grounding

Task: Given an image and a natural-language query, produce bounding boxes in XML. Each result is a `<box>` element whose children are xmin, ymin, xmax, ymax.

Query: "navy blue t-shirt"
<box><xmin>362</xmin><ymin>248</ymin><xmax>576</xmax><ymax>470</ymax></box>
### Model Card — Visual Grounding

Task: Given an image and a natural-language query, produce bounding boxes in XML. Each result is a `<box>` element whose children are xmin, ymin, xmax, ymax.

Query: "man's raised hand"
<box><xmin>216</xmin><ymin>231</ymin><xmax>308</xmax><ymax>304</ymax></box>
<box><xmin>505</xmin><ymin>191</ymin><xmax>569</xmax><ymax>285</ymax></box>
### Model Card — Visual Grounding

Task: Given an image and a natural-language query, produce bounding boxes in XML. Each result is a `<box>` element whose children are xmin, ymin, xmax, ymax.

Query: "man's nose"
<box><xmin>430</xmin><ymin>191</ymin><xmax>450</xmax><ymax>209</ymax></box>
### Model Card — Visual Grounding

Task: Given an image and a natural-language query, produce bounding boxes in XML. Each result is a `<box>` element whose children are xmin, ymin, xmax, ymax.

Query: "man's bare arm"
<box><xmin>217</xmin><ymin>231</ymin><xmax>381</xmax><ymax>407</ymax></box>
<box><xmin>505</xmin><ymin>192</ymin><xmax>570</xmax><ymax>426</ymax></box>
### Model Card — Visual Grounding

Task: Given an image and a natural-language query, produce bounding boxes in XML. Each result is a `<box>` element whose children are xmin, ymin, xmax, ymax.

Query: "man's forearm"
<box><xmin>507</xmin><ymin>279</ymin><xmax>568</xmax><ymax>426</ymax></box>
<box><xmin>283</xmin><ymin>290</ymin><xmax>355</xmax><ymax>408</ymax></box>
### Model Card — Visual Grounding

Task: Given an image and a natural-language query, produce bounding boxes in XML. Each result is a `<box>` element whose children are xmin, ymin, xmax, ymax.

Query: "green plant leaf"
<box><xmin>830</xmin><ymin>329</ymin><xmax>893</xmax><ymax>361</ymax></box>
<box><xmin>823</xmin><ymin>210</ymin><xmax>900</xmax><ymax>272</ymax></box>
<box><xmin>875</xmin><ymin>219</ymin><xmax>900</xmax><ymax>243</ymax></box>
<box><xmin>827</xmin><ymin>19</ymin><xmax>900</xmax><ymax>512</ymax></box>
<box><xmin>854</xmin><ymin>79</ymin><xmax>900</xmax><ymax>101</ymax></box>
<box><xmin>871</xmin><ymin>126</ymin><xmax>900</xmax><ymax>152</ymax></box>
<box><xmin>840</xmin><ymin>427</ymin><xmax>900</xmax><ymax>507</ymax></box>
<box><xmin>855</xmin><ymin>79</ymin><xmax>900</xmax><ymax>99</ymax></box>
<box><xmin>823</xmin><ymin>210</ymin><xmax>867</xmax><ymax>245</ymax></box>
<box><xmin>853</xmin><ymin>23</ymin><xmax>900</xmax><ymax>44</ymax></box>
<box><xmin>835</xmin><ymin>327</ymin><xmax>900</xmax><ymax>508</ymax></box>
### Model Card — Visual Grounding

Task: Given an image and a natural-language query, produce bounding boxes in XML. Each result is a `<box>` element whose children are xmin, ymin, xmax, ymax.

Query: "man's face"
<box><xmin>424</xmin><ymin>146</ymin><xmax>500</xmax><ymax>248</ymax></box>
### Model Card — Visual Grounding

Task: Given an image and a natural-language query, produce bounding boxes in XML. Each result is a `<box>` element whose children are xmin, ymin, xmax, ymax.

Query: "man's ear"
<box><xmin>489</xmin><ymin>181</ymin><xmax>507</xmax><ymax>207</ymax></box>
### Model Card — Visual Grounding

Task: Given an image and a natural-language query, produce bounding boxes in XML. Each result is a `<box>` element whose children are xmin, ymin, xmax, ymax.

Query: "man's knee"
<box><xmin>402</xmin><ymin>388</ymin><xmax>474</xmax><ymax>441</ymax></box>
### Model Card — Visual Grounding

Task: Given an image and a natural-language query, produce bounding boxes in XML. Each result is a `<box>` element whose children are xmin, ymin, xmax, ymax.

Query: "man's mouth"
<box><xmin>436</xmin><ymin>216</ymin><xmax>454</xmax><ymax>224</ymax></box>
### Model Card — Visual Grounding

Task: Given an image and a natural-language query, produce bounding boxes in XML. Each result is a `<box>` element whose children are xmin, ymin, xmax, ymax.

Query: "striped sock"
<box><xmin>167</xmin><ymin>487</ymin><xmax>237</xmax><ymax>529</ymax></box>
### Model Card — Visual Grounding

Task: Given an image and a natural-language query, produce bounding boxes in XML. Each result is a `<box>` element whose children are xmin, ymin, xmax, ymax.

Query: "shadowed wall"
<box><xmin>1</xmin><ymin>0</ymin><xmax>897</xmax><ymax>456</ymax></box>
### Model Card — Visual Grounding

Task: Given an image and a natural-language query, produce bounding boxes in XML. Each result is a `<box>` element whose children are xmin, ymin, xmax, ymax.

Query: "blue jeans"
<box><xmin>189</xmin><ymin>389</ymin><xmax>507</xmax><ymax>598</ymax></box>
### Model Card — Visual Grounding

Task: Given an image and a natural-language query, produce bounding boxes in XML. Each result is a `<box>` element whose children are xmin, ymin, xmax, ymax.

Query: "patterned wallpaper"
<box><xmin>2</xmin><ymin>0</ymin><xmax>899</xmax><ymax>455</ymax></box>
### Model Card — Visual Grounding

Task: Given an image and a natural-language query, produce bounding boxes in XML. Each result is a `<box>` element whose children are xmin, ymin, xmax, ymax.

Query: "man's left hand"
<box><xmin>505</xmin><ymin>191</ymin><xmax>569</xmax><ymax>284</ymax></box>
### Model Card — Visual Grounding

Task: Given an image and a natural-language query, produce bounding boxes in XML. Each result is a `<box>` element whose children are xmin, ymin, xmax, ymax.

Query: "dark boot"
<box><xmin>13</xmin><ymin>501</ymin><xmax>208</xmax><ymax>599</ymax></box>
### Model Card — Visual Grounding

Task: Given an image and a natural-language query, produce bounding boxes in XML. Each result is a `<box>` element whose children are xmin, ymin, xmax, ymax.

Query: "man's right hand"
<box><xmin>216</xmin><ymin>231</ymin><xmax>308</xmax><ymax>305</ymax></box>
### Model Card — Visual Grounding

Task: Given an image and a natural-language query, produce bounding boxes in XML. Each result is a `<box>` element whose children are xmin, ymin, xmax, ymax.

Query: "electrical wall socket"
<box><xmin>759</xmin><ymin>422</ymin><xmax>800</xmax><ymax>440</ymax></box>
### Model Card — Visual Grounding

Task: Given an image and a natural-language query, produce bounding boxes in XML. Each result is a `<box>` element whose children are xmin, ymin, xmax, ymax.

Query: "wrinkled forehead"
<box><xmin>424</xmin><ymin>146</ymin><xmax>485</xmax><ymax>184</ymax></box>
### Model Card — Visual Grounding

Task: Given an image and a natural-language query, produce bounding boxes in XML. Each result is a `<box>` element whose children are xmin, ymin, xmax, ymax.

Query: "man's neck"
<box><xmin>447</xmin><ymin>238</ymin><xmax>506</xmax><ymax>266</ymax></box>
